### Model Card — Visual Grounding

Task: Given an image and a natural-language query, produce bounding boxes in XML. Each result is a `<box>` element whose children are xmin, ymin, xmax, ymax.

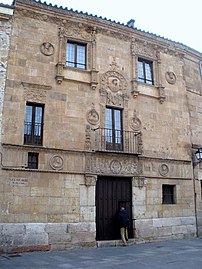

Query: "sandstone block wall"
<box><xmin>0</xmin><ymin>0</ymin><xmax>201</xmax><ymax>252</ymax></box>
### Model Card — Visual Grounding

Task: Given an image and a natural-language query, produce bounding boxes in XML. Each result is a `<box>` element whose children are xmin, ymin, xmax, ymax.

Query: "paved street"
<box><xmin>0</xmin><ymin>237</ymin><xmax>202</xmax><ymax>269</ymax></box>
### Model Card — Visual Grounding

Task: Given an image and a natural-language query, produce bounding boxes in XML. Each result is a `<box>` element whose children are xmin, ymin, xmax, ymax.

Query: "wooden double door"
<box><xmin>96</xmin><ymin>176</ymin><xmax>133</xmax><ymax>241</ymax></box>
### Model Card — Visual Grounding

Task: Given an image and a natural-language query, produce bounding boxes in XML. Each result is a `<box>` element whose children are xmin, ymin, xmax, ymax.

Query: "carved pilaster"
<box><xmin>56</xmin><ymin>62</ymin><xmax>64</xmax><ymax>84</ymax></box>
<box><xmin>84</xmin><ymin>125</ymin><xmax>91</xmax><ymax>150</ymax></box>
<box><xmin>155</xmin><ymin>50</ymin><xmax>166</xmax><ymax>103</ymax></box>
<box><xmin>85</xmin><ymin>174</ymin><xmax>97</xmax><ymax>186</ymax></box>
<box><xmin>91</xmin><ymin>69</ymin><xmax>98</xmax><ymax>90</ymax></box>
<box><xmin>131</xmin><ymin>38</ymin><xmax>139</xmax><ymax>98</ymax></box>
<box><xmin>132</xmin><ymin>176</ymin><xmax>146</xmax><ymax>189</ymax></box>
<box><xmin>56</xmin><ymin>27</ymin><xmax>66</xmax><ymax>84</ymax></box>
<box><xmin>158</xmin><ymin>86</ymin><xmax>166</xmax><ymax>104</ymax></box>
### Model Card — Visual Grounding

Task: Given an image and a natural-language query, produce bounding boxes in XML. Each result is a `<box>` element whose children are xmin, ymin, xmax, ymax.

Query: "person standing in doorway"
<box><xmin>118</xmin><ymin>206</ymin><xmax>129</xmax><ymax>246</ymax></box>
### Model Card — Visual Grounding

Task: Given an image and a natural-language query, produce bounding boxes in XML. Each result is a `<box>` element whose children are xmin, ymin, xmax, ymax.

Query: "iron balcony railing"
<box><xmin>24</xmin><ymin>122</ymin><xmax>43</xmax><ymax>146</ymax></box>
<box><xmin>94</xmin><ymin>128</ymin><xmax>142</xmax><ymax>154</ymax></box>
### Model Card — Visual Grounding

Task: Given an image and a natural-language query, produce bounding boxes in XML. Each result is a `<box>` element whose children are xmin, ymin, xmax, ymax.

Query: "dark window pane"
<box><xmin>28</xmin><ymin>152</ymin><xmax>38</xmax><ymax>169</ymax></box>
<box><xmin>162</xmin><ymin>185</ymin><xmax>175</xmax><ymax>204</ymax></box>
<box><xmin>24</xmin><ymin>103</ymin><xmax>44</xmax><ymax>146</ymax></box>
<box><xmin>105</xmin><ymin>107</ymin><xmax>123</xmax><ymax>151</ymax></box>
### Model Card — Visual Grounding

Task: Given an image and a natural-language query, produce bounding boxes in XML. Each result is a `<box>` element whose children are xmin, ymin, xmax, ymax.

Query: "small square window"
<box><xmin>162</xmin><ymin>184</ymin><xmax>176</xmax><ymax>204</ymax></box>
<box><xmin>28</xmin><ymin>152</ymin><xmax>39</xmax><ymax>169</ymax></box>
<box><xmin>138</xmin><ymin>58</ymin><xmax>154</xmax><ymax>85</ymax></box>
<box><xmin>66</xmin><ymin>42</ymin><xmax>86</xmax><ymax>69</ymax></box>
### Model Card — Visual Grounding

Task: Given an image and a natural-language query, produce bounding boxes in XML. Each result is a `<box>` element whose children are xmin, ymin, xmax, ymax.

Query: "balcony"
<box><xmin>24</xmin><ymin>122</ymin><xmax>43</xmax><ymax>146</ymax></box>
<box><xmin>94</xmin><ymin>128</ymin><xmax>142</xmax><ymax>155</ymax></box>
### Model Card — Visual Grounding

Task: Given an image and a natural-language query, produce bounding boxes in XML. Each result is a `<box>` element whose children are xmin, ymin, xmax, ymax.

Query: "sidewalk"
<box><xmin>0</xmin><ymin>237</ymin><xmax>202</xmax><ymax>269</ymax></box>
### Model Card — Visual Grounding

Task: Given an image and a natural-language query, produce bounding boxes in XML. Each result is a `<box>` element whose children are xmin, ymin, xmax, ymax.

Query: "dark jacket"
<box><xmin>118</xmin><ymin>209</ymin><xmax>129</xmax><ymax>228</ymax></box>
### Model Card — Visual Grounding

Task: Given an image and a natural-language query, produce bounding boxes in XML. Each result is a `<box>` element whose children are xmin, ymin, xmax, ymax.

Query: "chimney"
<box><xmin>127</xmin><ymin>19</ymin><xmax>135</xmax><ymax>28</ymax></box>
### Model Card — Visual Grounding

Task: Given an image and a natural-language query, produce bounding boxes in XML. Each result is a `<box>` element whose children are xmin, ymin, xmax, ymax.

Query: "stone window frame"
<box><xmin>65</xmin><ymin>38</ymin><xmax>91</xmax><ymax>70</ymax></box>
<box><xmin>56</xmin><ymin>27</ymin><xmax>98</xmax><ymax>89</ymax></box>
<box><xmin>24</xmin><ymin>102</ymin><xmax>44</xmax><ymax>146</ymax></box>
<box><xmin>137</xmin><ymin>57</ymin><xmax>154</xmax><ymax>85</ymax></box>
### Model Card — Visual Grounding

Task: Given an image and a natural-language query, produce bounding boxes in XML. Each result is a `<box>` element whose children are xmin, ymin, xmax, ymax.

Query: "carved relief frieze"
<box><xmin>134</xmin><ymin>38</ymin><xmax>157</xmax><ymax>59</ymax></box>
<box><xmin>58</xmin><ymin>24</ymin><xmax>94</xmax><ymax>41</ymax></box>
<box><xmin>22</xmin><ymin>82</ymin><xmax>51</xmax><ymax>102</ymax></box>
<box><xmin>100</xmin><ymin>89</ymin><xmax>129</xmax><ymax>107</ymax></box>
<box><xmin>88</xmin><ymin>156</ymin><xmax>141</xmax><ymax>176</ymax></box>
<box><xmin>97</xmin><ymin>27</ymin><xmax>130</xmax><ymax>42</ymax></box>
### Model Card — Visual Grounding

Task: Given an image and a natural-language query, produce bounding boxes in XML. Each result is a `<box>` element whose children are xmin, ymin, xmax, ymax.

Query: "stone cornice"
<box><xmin>14</xmin><ymin>0</ymin><xmax>201</xmax><ymax>58</ymax></box>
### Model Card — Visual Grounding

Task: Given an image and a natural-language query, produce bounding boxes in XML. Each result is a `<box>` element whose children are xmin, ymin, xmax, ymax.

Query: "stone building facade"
<box><xmin>0</xmin><ymin>0</ymin><xmax>202</xmax><ymax>253</ymax></box>
<box><xmin>0</xmin><ymin>3</ymin><xmax>13</xmax><ymax>143</ymax></box>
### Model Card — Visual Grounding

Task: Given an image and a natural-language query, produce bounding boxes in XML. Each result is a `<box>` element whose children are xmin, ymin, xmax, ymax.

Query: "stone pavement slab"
<box><xmin>0</xmin><ymin>237</ymin><xmax>202</xmax><ymax>269</ymax></box>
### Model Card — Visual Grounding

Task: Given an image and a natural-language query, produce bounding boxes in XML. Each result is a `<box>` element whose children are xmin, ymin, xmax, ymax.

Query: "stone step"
<box><xmin>96</xmin><ymin>239</ymin><xmax>135</xmax><ymax>247</ymax></box>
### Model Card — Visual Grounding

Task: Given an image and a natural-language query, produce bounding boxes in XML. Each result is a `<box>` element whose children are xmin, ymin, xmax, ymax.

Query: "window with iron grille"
<box><xmin>138</xmin><ymin>58</ymin><xmax>154</xmax><ymax>85</ymax></box>
<box><xmin>66</xmin><ymin>41</ymin><xmax>86</xmax><ymax>69</ymax></box>
<box><xmin>28</xmin><ymin>152</ymin><xmax>39</xmax><ymax>169</ymax></box>
<box><xmin>162</xmin><ymin>184</ymin><xmax>176</xmax><ymax>204</ymax></box>
<box><xmin>105</xmin><ymin>107</ymin><xmax>123</xmax><ymax>151</ymax></box>
<box><xmin>24</xmin><ymin>103</ymin><xmax>44</xmax><ymax>146</ymax></box>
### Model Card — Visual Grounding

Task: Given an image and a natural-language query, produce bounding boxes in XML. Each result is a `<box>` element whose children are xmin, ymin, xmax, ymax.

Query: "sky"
<box><xmin>1</xmin><ymin>0</ymin><xmax>202</xmax><ymax>53</ymax></box>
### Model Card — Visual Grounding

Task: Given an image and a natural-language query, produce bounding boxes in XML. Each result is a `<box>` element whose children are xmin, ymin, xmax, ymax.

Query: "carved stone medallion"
<box><xmin>159</xmin><ymin>164</ymin><xmax>169</xmax><ymax>176</ymax></box>
<box><xmin>40</xmin><ymin>42</ymin><xmax>54</xmax><ymax>56</ymax></box>
<box><xmin>100</xmin><ymin>71</ymin><xmax>127</xmax><ymax>93</ymax></box>
<box><xmin>165</xmin><ymin>71</ymin><xmax>176</xmax><ymax>85</ymax></box>
<box><xmin>130</xmin><ymin>110</ymin><xmax>142</xmax><ymax>131</ymax></box>
<box><xmin>86</xmin><ymin>107</ymin><xmax>99</xmax><ymax>125</ymax></box>
<box><xmin>110</xmin><ymin>160</ymin><xmax>122</xmax><ymax>174</ymax></box>
<box><xmin>50</xmin><ymin>155</ymin><xmax>64</xmax><ymax>170</ymax></box>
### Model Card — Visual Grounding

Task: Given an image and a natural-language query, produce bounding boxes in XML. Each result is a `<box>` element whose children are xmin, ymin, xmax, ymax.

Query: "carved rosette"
<box><xmin>49</xmin><ymin>155</ymin><xmax>64</xmax><ymax>170</ymax></box>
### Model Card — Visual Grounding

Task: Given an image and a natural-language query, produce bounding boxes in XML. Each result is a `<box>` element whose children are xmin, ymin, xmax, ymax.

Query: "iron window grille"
<box><xmin>138</xmin><ymin>58</ymin><xmax>154</xmax><ymax>85</ymax></box>
<box><xmin>66</xmin><ymin>41</ymin><xmax>86</xmax><ymax>69</ymax></box>
<box><xmin>162</xmin><ymin>184</ymin><xmax>176</xmax><ymax>204</ymax></box>
<box><xmin>28</xmin><ymin>152</ymin><xmax>39</xmax><ymax>169</ymax></box>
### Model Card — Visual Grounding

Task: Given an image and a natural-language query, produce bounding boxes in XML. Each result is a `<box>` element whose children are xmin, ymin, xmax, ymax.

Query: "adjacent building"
<box><xmin>0</xmin><ymin>0</ymin><xmax>201</xmax><ymax>253</ymax></box>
